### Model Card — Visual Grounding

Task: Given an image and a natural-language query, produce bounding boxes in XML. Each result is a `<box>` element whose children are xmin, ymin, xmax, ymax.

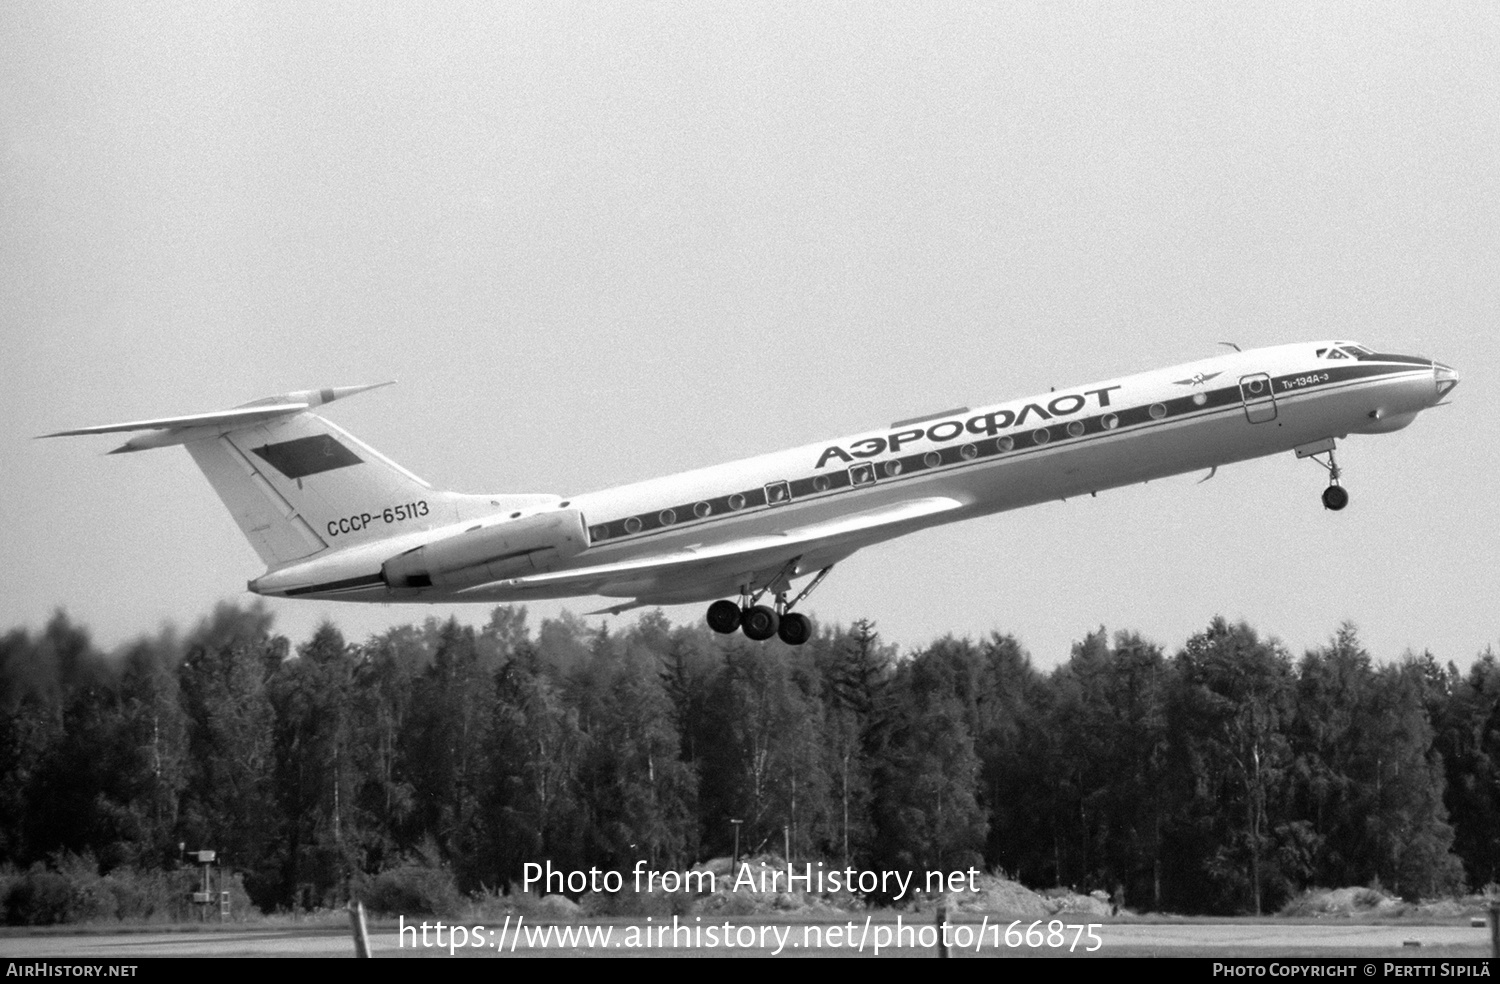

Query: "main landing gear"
<box><xmin>705</xmin><ymin>565</ymin><xmax>833</xmax><ymax>646</ymax></box>
<box><xmin>1298</xmin><ymin>439</ymin><xmax>1349</xmax><ymax>511</ymax></box>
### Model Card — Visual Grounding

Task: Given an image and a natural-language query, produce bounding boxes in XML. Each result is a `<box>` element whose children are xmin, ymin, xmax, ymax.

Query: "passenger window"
<box><xmin>764</xmin><ymin>481</ymin><xmax>791</xmax><ymax>505</ymax></box>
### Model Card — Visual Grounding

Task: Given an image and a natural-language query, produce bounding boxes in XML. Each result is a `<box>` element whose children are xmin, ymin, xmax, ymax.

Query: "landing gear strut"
<box><xmin>704</xmin><ymin>564</ymin><xmax>833</xmax><ymax>646</ymax></box>
<box><xmin>1300</xmin><ymin>440</ymin><xmax>1348</xmax><ymax>511</ymax></box>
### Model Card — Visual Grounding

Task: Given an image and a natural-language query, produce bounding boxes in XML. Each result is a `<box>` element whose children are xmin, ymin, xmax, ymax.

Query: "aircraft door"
<box><xmin>1238</xmin><ymin>373</ymin><xmax>1277</xmax><ymax>423</ymax></box>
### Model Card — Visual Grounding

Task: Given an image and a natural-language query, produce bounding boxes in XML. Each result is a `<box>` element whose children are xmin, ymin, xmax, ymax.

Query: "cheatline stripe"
<box><xmin>585</xmin><ymin>361</ymin><xmax>1427</xmax><ymax>546</ymax></box>
<box><xmin>283</xmin><ymin>572</ymin><xmax>386</xmax><ymax>597</ymax></box>
<box><xmin>1358</xmin><ymin>353</ymin><xmax>1432</xmax><ymax>367</ymax></box>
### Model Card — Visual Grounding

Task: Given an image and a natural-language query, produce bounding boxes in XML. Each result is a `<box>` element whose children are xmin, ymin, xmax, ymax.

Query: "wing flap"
<box><xmin>458</xmin><ymin>495</ymin><xmax>964</xmax><ymax>597</ymax></box>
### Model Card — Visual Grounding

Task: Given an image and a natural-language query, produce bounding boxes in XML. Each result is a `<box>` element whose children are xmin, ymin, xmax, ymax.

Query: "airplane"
<box><xmin>40</xmin><ymin>340</ymin><xmax>1457</xmax><ymax>646</ymax></box>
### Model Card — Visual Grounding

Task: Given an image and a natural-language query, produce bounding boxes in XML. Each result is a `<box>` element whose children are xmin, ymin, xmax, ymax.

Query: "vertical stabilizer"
<box><xmin>39</xmin><ymin>385</ymin><xmax>558</xmax><ymax>571</ymax></box>
<box><xmin>186</xmin><ymin>435</ymin><xmax>330</xmax><ymax>565</ymax></box>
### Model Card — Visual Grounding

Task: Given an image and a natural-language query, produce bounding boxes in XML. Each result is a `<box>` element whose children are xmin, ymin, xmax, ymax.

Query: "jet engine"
<box><xmin>382</xmin><ymin>508</ymin><xmax>589</xmax><ymax>589</ymax></box>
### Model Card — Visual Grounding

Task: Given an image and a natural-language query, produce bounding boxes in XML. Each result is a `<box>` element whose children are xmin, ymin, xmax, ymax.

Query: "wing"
<box><xmin>458</xmin><ymin>495</ymin><xmax>965</xmax><ymax>603</ymax></box>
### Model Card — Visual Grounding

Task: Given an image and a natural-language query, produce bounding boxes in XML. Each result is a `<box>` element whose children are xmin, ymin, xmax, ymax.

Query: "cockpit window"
<box><xmin>1317</xmin><ymin>343</ymin><xmax>1374</xmax><ymax>360</ymax></box>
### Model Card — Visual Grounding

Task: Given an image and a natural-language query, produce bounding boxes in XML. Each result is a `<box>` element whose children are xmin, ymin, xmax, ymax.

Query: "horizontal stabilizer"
<box><xmin>38</xmin><ymin>383</ymin><xmax>394</xmax><ymax>452</ymax></box>
<box><xmin>40</xmin><ymin>403</ymin><xmax>311</xmax><ymax>438</ymax></box>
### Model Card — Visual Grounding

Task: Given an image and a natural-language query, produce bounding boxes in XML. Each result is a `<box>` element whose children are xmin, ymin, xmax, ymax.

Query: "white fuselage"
<box><xmin>251</xmin><ymin>340</ymin><xmax>1452</xmax><ymax>606</ymax></box>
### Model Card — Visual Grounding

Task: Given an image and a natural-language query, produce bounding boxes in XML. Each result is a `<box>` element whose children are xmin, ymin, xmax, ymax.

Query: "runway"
<box><xmin>2</xmin><ymin>918</ymin><xmax>1492</xmax><ymax>958</ymax></box>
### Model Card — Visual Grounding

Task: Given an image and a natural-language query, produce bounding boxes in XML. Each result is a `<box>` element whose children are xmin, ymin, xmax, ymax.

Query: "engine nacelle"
<box><xmin>382</xmin><ymin>508</ymin><xmax>589</xmax><ymax>589</ymax></box>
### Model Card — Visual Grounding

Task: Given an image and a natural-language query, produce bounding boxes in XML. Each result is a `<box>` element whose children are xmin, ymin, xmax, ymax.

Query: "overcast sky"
<box><xmin>4</xmin><ymin>1</ymin><xmax>1496</xmax><ymax>670</ymax></box>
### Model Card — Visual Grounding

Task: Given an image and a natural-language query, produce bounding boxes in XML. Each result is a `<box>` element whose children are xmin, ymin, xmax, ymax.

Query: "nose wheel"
<box><xmin>703</xmin><ymin>565</ymin><xmax>832</xmax><ymax>646</ymax></box>
<box><xmin>1300</xmin><ymin>440</ymin><xmax>1349</xmax><ymax>511</ymax></box>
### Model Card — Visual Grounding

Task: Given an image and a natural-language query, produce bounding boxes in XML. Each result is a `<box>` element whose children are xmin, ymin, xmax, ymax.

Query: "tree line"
<box><xmin>1</xmin><ymin>602</ymin><xmax>1497</xmax><ymax>917</ymax></box>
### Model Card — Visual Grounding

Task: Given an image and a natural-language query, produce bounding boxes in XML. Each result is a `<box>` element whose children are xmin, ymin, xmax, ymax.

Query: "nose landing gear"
<box><xmin>704</xmin><ymin>564</ymin><xmax>833</xmax><ymax>646</ymax></box>
<box><xmin>1297</xmin><ymin>438</ymin><xmax>1348</xmax><ymax>511</ymax></box>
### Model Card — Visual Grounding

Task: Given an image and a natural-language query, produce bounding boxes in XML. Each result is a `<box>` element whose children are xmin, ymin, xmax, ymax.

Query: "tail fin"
<box><xmin>40</xmin><ymin>385</ymin><xmax>555</xmax><ymax>570</ymax></box>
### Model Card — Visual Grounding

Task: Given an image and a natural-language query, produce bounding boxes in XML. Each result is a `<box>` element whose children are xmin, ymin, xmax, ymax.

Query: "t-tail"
<box><xmin>38</xmin><ymin>384</ymin><xmax>556</xmax><ymax>571</ymax></box>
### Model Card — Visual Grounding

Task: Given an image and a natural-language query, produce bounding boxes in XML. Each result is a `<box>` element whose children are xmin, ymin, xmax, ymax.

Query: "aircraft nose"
<box><xmin>1433</xmin><ymin>361</ymin><xmax>1459</xmax><ymax>401</ymax></box>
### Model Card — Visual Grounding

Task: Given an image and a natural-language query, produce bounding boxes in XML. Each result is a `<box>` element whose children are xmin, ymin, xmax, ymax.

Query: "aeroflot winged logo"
<box><xmin>814</xmin><ymin>385</ymin><xmax>1121</xmax><ymax>469</ymax></box>
<box><xmin>1173</xmin><ymin>371</ymin><xmax>1222</xmax><ymax>387</ymax></box>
